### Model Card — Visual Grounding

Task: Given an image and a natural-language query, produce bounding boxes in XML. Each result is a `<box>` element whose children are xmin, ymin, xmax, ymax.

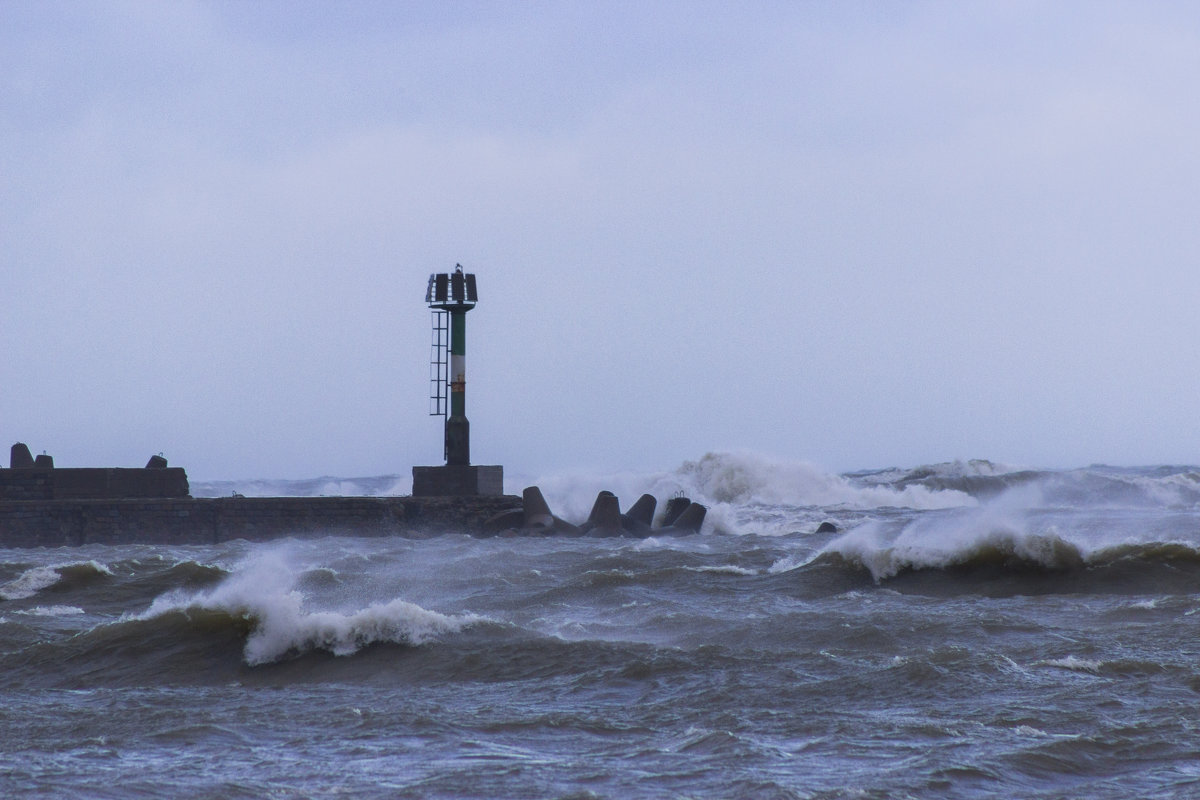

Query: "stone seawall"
<box><xmin>0</xmin><ymin>495</ymin><xmax>522</xmax><ymax>548</ymax></box>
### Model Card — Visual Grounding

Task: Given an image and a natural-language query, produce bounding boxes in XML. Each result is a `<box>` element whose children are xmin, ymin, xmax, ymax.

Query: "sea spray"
<box><xmin>675</xmin><ymin>451</ymin><xmax>977</xmax><ymax>509</ymax></box>
<box><xmin>518</xmin><ymin>452</ymin><xmax>977</xmax><ymax>537</ymax></box>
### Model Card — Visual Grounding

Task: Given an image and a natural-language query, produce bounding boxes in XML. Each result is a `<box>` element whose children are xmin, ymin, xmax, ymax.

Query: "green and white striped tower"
<box><xmin>427</xmin><ymin>266</ymin><xmax>477</xmax><ymax>466</ymax></box>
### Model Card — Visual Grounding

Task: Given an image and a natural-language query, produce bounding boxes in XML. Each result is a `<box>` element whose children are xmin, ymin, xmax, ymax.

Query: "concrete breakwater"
<box><xmin>0</xmin><ymin>495</ymin><xmax>522</xmax><ymax>548</ymax></box>
<box><xmin>0</xmin><ymin>444</ymin><xmax>707</xmax><ymax>548</ymax></box>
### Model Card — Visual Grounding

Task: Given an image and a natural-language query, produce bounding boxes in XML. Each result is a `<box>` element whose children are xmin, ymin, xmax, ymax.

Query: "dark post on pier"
<box><xmin>412</xmin><ymin>266</ymin><xmax>504</xmax><ymax>496</ymax></box>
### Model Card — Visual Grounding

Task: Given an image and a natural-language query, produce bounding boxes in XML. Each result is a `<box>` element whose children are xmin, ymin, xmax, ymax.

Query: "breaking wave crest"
<box><xmin>134</xmin><ymin>551</ymin><xmax>481</xmax><ymax>665</ymax></box>
<box><xmin>0</xmin><ymin>561</ymin><xmax>112</xmax><ymax>601</ymax></box>
<box><xmin>816</xmin><ymin>520</ymin><xmax>1086</xmax><ymax>581</ymax></box>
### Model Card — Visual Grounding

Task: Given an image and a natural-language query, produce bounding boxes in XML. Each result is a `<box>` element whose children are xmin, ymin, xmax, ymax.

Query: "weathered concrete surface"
<box><xmin>0</xmin><ymin>495</ymin><xmax>522</xmax><ymax>548</ymax></box>
<box><xmin>0</xmin><ymin>468</ymin><xmax>190</xmax><ymax>501</ymax></box>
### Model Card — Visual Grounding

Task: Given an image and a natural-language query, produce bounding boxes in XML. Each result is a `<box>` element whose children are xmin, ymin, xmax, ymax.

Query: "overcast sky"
<box><xmin>4</xmin><ymin>1</ymin><xmax>1200</xmax><ymax>480</ymax></box>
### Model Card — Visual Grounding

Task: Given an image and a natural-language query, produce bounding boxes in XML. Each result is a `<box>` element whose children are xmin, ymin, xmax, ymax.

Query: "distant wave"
<box><xmin>849</xmin><ymin>461</ymin><xmax>1200</xmax><ymax>508</ymax></box>
<box><xmin>805</xmin><ymin>513</ymin><xmax>1200</xmax><ymax>592</ymax></box>
<box><xmin>0</xmin><ymin>557</ymin><xmax>230</xmax><ymax>605</ymax></box>
<box><xmin>811</xmin><ymin>523</ymin><xmax>1087</xmax><ymax>581</ymax></box>
<box><xmin>1088</xmin><ymin>540</ymin><xmax>1200</xmax><ymax>569</ymax></box>
<box><xmin>191</xmin><ymin>475</ymin><xmax>409</xmax><ymax>498</ymax></box>
<box><xmin>96</xmin><ymin>558</ymin><xmax>231</xmax><ymax>602</ymax></box>
<box><xmin>1038</xmin><ymin>655</ymin><xmax>1170</xmax><ymax>676</ymax></box>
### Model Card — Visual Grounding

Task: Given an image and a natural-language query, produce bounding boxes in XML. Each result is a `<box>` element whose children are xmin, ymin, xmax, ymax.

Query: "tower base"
<box><xmin>412</xmin><ymin>465</ymin><xmax>504</xmax><ymax>497</ymax></box>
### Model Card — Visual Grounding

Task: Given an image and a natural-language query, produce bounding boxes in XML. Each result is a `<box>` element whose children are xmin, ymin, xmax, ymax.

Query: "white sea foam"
<box><xmin>684</xmin><ymin>565</ymin><xmax>759</xmax><ymax>576</ymax></box>
<box><xmin>19</xmin><ymin>605</ymin><xmax>85</xmax><ymax>617</ymax></box>
<box><xmin>1041</xmin><ymin>656</ymin><xmax>1102</xmax><ymax>673</ymax></box>
<box><xmin>138</xmin><ymin>548</ymin><xmax>481</xmax><ymax>665</ymax></box>
<box><xmin>631</xmin><ymin>537</ymin><xmax>712</xmax><ymax>553</ymax></box>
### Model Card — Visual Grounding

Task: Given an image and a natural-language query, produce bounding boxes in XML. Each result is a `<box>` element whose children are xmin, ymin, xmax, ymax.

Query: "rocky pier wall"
<box><xmin>0</xmin><ymin>495</ymin><xmax>522</xmax><ymax>548</ymax></box>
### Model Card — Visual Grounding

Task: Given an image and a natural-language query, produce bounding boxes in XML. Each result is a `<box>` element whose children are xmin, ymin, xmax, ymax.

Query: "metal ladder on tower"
<box><xmin>429</xmin><ymin>309</ymin><xmax>449</xmax><ymax>417</ymax></box>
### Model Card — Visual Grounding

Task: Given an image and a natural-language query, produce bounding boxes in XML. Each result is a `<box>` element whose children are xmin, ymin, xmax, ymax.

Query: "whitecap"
<box><xmin>766</xmin><ymin>553</ymin><xmax>820</xmax><ymax>574</ymax></box>
<box><xmin>1014</xmin><ymin>725</ymin><xmax>1050</xmax><ymax>737</ymax></box>
<box><xmin>684</xmin><ymin>565</ymin><xmax>759</xmax><ymax>576</ymax></box>
<box><xmin>1041</xmin><ymin>655</ymin><xmax>1102</xmax><ymax>673</ymax></box>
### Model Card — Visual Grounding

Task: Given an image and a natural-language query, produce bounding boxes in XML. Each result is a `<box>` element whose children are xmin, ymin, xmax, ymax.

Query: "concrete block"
<box><xmin>412</xmin><ymin>465</ymin><xmax>504</xmax><ymax>496</ymax></box>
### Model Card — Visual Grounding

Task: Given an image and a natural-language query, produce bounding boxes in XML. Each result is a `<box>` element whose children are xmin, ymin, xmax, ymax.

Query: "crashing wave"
<box><xmin>134</xmin><ymin>550</ymin><xmax>480</xmax><ymax>665</ymax></box>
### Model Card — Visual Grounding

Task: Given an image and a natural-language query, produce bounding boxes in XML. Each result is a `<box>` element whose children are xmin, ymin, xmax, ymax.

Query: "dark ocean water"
<box><xmin>4</xmin><ymin>454</ymin><xmax>1200</xmax><ymax>798</ymax></box>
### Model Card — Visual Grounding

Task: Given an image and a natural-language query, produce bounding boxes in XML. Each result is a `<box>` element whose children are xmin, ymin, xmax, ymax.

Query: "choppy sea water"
<box><xmin>5</xmin><ymin>453</ymin><xmax>1200</xmax><ymax>798</ymax></box>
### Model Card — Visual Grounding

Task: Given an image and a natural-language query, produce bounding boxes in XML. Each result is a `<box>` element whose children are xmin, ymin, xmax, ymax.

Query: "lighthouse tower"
<box><xmin>412</xmin><ymin>266</ymin><xmax>504</xmax><ymax>496</ymax></box>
